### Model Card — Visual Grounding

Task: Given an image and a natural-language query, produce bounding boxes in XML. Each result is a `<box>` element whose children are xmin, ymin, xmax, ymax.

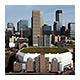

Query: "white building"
<box><xmin>16</xmin><ymin>51</ymin><xmax>73</xmax><ymax>72</ymax></box>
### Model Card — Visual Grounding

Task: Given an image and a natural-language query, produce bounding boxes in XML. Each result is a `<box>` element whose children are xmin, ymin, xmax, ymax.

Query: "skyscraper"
<box><xmin>61</xmin><ymin>26</ymin><xmax>66</xmax><ymax>35</ymax></box>
<box><xmin>53</xmin><ymin>10</ymin><xmax>63</xmax><ymax>35</ymax></box>
<box><xmin>32</xmin><ymin>10</ymin><xmax>43</xmax><ymax>46</ymax></box>
<box><xmin>56</xmin><ymin>10</ymin><xmax>62</xmax><ymax>28</ymax></box>
<box><xmin>17</xmin><ymin>20</ymin><xmax>28</xmax><ymax>38</ymax></box>
<box><xmin>38</xmin><ymin>35</ymin><xmax>51</xmax><ymax>46</ymax></box>
<box><xmin>42</xmin><ymin>24</ymin><xmax>52</xmax><ymax>35</ymax></box>
<box><xmin>53</xmin><ymin>21</ymin><xmax>61</xmax><ymax>35</ymax></box>
<box><xmin>40</xmin><ymin>12</ymin><xmax>44</xmax><ymax>35</ymax></box>
<box><xmin>68</xmin><ymin>22</ymin><xmax>75</xmax><ymax>39</ymax></box>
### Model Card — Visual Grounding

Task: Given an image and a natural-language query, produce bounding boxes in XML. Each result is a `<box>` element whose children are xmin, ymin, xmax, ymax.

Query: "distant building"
<box><xmin>17</xmin><ymin>20</ymin><xmax>28</xmax><ymax>38</ymax></box>
<box><xmin>5</xmin><ymin>29</ymin><xmax>13</xmax><ymax>48</ymax></box>
<box><xmin>28</xmin><ymin>28</ymin><xmax>32</xmax><ymax>37</ymax></box>
<box><xmin>9</xmin><ymin>36</ymin><xmax>16</xmax><ymax>43</ymax></box>
<box><xmin>53</xmin><ymin>21</ymin><xmax>61</xmax><ymax>35</ymax></box>
<box><xmin>28</xmin><ymin>28</ymin><xmax>32</xmax><ymax>46</ymax></box>
<box><xmin>9</xmin><ymin>36</ymin><xmax>16</xmax><ymax>48</ymax></box>
<box><xmin>42</xmin><ymin>24</ymin><xmax>52</xmax><ymax>35</ymax></box>
<box><xmin>7</xmin><ymin>23</ymin><xmax>15</xmax><ymax>34</ymax></box>
<box><xmin>8</xmin><ymin>37</ymin><xmax>29</xmax><ymax>49</ymax></box>
<box><xmin>61</xmin><ymin>26</ymin><xmax>66</xmax><ymax>35</ymax></box>
<box><xmin>17</xmin><ymin>38</ymin><xmax>28</xmax><ymax>49</ymax></box>
<box><xmin>38</xmin><ymin>35</ymin><xmax>52</xmax><ymax>46</ymax></box>
<box><xmin>52</xmin><ymin>35</ymin><xmax>61</xmax><ymax>44</ymax></box>
<box><xmin>15</xmin><ymin>31</ymin><xmax>21</xmax><ymax>37</ymax></box>
<box><xmin>44</xmin><ymin>35</ymin><xmax>52</xmax><ymax>46</ymax></box>
<box><xmin>61</xmin><ymin>35</ymin><xmax>67</xmax><ymax>41</ymax></box>
<box><xmin>53</xmin><ymin>10</ymin><xmax>63</xmax><ymax>36</ymax></box>
<box><xmin>38</xmin><ymin>35</ymin><xmax>43</xmax><ymax>46</ymax></box>
<box><xmin>9</xmin><ymin>42</ymin><xmax>15</xmax><ymax>48</ymax></box>
<box><xmin>68</xmin><ymin>22</ymin><xmax>75</xmax><ymax>39</ymax></box>
<box><xmin>56</xmin><ymin>10</ymin><xmax>63</xmax><ymax>28</ymax></box>
<box><xmin>40</xmin><ymin>12</ymin><xmax>44</xmax><ymax>35</ymax></box>
<box><xmin>32</xmin><ymin>10</ymin><xmax>43</xmax><ymax>46</ymax></box>
<box><xmin>7</xmin><ymin>23</ymin><xmax>14</xmax><ymax>28</ymax></box>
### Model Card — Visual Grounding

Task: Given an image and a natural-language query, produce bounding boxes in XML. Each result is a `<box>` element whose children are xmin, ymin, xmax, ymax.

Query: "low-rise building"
<box><xmin>52</xmin><ymin>35</ymin><xmax>61</xmax><ymax>43</ymax></box>
<box><xmin>15</xmin><ymin>47</ymin><xmax>73</xmax><ymax>73</ymax></box>
<box><xmin>17</xmin><ymin>38</ymin><xmax>28</xmax><ymax>49</ymax></box>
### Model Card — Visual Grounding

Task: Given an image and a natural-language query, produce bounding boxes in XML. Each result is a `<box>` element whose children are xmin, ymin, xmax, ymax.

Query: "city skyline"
<box><xmin>5</xmin><ymin>5</ymin><xmax>75</xmax><ymax>75</ymax></box>
<box><xmin>5</xmin><ymin>5</ymin><xmax>75</xmax><ymax>30</ymax></box>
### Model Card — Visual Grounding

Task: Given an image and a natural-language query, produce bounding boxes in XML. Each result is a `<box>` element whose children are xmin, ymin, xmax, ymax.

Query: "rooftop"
<box><xmin>20</xmin><ymin>47</ymin><xmax>69</xmax><ymax>54</ymax></box>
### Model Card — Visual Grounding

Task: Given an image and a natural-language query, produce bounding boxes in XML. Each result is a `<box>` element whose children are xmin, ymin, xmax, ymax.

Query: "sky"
<box><xmin>5</xmin><ymin>5</ymin><xmax>75</xmax><ymax>30</ymax></box>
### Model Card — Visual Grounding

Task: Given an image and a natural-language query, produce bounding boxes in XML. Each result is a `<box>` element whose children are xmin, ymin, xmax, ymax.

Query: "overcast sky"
<box><xmin>5</xmin><ymin>5</ymin><xmax>75</xmax><ymax>30</ymax></box>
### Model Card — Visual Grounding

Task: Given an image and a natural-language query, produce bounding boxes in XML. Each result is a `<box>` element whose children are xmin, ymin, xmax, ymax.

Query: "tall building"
<box><xmin>5</xmin><ymin>30</ymin><xmax>13</xmax><ymax>48</ymax></box>
<box><xmin>38</xmin><ymin>35</ymin><xmax>51</xmax><ymax>47</ymax></box>
<box><xmin>40</xmin><ymin>12</ymin><xmax>44</xmax><ymax>35</ymax></box>
<box><xmin>61</xmin><ymin>26</ymin><xmax>66</xmax><ymax>35</ymax></box>
<box><xmin>56</xmin><ymin>10</ymin><xmax>62</xmax><ymax>28</ymax></box>
<box><xmin>53</xmin><ymin>21</ymin><xmax>57</xmax><ymax>35</ymax></box>
<box><xmin>53</xmin><ymin>10</ymin><xmax>63</xmax><ymax>36</ymax></box>
<box><xmin>42</xmin><ymin>24</ymin><xmax>52</xmax><ymax>35</ymax></box>
<box><xmin>68</xmin><ymin>22</ymin><xmax>75</xmax><ymax>39</ymax></box>
<box><xmin>32</xmin><ymin>10</ymin><xmax>43</xmax><ymax>46</ymax></box>
<box><xmin>53</xmin><ymin>21</ymin><xmax>61</xmax><ymax>35</ymax></box>
<box><xmin>38</xmin><ymin>35</ymin><xmax>43</xmax><ymax>46</ymax></box>
<box><xmin>5</xmin><ymin>23</ymin><xmax>15</xmax><ymax>48</ymax></box>
<box><xmin>17</xmin><ymin>20</ymin><xmax>28</xmax><ymax>38</ymax></box>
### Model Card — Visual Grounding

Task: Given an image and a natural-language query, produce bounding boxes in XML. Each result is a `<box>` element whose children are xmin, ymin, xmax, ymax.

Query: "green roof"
<box><xmin>20</xmin><ymin>47</ymin><xmax>69</xmax><ymax>54</ymax></box>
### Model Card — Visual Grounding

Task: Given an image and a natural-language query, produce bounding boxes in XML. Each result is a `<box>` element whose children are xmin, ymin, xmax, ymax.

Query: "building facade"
<box><xmin>17</xmin><ymin>20</ymin><xmax>28</xmax><ymax>38</ymax></box>
<box><xmin>53</xmin><ymin>21</ymin><xmax>61</xmax><ymax>35</ymax></box>
<box><xmin>42</xmin><ymin>24</ymin><xmax>52</xmax><ymax>35</ymax></box>
<box><xmin>7</xmin><ymin>23</ymin><xmax>14</xmax><ymax>28</ymax></box>
<box><xmin>61</xmin><ymin>26</ymin><xmax>66</xmax><ymax>35</ymax></box>
<box><xmin>15</xmin><ymin>51</ymin><xmax>73</xmax><ymax>73</ymax></box>
<box><xmin>7</xmin><ymin>23</ymin><xmax>15</xmax><ymax>34</ymax></box>
<box><xmin>38</xmin><ymin>35</ymin><xmax>51</xmax><ymax>46</ymax></box>
<box><xmin>56</xmin><ymin>10</ymin><xmax>62</xmax><ymax>28</ymax></box>
<box><xmin>32</xmin><ymin>10</ymin><xmax>43</xmax><ymax>46</ymax></box>
<box><xmin>68</xmin><ymin>22</ymin><xmax>75</xmax><ymax>40</ymax></box>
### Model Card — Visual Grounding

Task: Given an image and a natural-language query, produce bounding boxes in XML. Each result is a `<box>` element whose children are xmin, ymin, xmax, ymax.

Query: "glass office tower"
<box><xmin>56</xmin><ymin>10</ymin><xmax>62</xmax><ymax>28</ymax></box>
<box><xmin>17</xmin><ymin>20</ymin><xmax>28</xmax><ymax>38</ymax></box>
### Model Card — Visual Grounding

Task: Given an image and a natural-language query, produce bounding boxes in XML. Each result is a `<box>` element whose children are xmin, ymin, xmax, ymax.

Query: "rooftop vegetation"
<box><xmin>20</xmin><ymin>47</ymin><xmax>69</xmax><ymax>54</ymax></box>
